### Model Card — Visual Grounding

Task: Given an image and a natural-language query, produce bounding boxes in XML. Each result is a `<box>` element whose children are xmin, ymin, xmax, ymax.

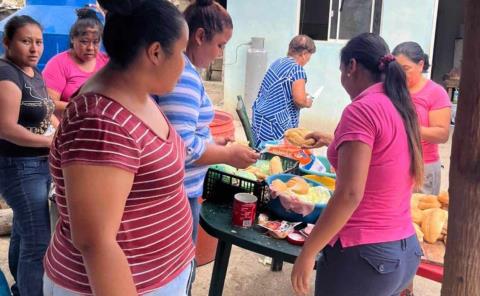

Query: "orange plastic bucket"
<box><xmin>195</xmin><ymin>198</ymin><xmax>218</xmax><ymax>266</ymax></box>
<box><xmin>209</xmin><ymin>110</ymin><xmax>235</xmax><ymax>138</ymax></box>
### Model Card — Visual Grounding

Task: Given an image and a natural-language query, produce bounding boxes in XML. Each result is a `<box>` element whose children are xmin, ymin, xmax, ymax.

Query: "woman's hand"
<box><xmin>291</xmin><ymin>251</ymin><xmax>316</xmax><ymax>295</ymax></box>
<box><xmin>226</xmin><ymin>144</ymin><xmax>259</xmax><ymax>169</ymax></box>
<box><xmin>304</xmin><ymin>97</ymin><xmax>313</xmax><ymax>108</ymax></box>
<box><xmin>302</xmin><ymin>131</ymin><xmax>333</xmax><ymax>148</ymax></box>
<box><xmin>214</xmin><ymin>136</ymin><xmax>234</xmax><ymax>146</ymax></box>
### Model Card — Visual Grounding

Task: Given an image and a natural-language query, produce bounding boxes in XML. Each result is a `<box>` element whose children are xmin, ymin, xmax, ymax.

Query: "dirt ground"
<box><xmin>0</xmin><ymin>80</ymin><xmax>446</xmax><ymax>295</ymax></box>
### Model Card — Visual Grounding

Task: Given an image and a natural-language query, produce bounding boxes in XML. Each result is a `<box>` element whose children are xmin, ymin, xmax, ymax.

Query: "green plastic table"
<box><xmin>199</xmin><ymin>201</ymin><xmax>307</xmax><ymax>296</ymax></box>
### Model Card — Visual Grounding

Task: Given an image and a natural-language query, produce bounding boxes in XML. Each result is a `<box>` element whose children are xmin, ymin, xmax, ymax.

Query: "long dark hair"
<box><xmin>341</xmin><ymin>33</ymin><xmax>423</xmax><ymax>187</ymax></box>
<box><xmin>184</xmin><ymin>0</ymin><xmax>232</xmax><ymax>41</ymax></box>
<box><xmin>69</xmin><ymin>8</ymin><xmax>103</xmax><ymax>48</ymax></box>
<box><xmin>392</xmin><ymin>41</ymin><xmax>430</xmax><ymax>73</ymax></box>
<box><xmin>97</xmin><ymin>0</ymin><xmax>185</xmax><ymax>69</ymax></box>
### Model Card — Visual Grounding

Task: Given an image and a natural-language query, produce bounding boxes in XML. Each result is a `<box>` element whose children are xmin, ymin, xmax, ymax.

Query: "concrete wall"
<box><xmin>224</xmin><ymin>0</ymin><xmax>440</xmax><ymax>132</ymax></box>
<box><xmin>223</xmin><ymin>0</ymin><xmax>299</xmax><ymax>116</ymax></box>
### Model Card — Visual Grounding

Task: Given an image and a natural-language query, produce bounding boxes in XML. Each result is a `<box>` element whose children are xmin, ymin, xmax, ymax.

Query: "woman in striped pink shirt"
<box><xmin>43</xmin><ymin>1</ymin><xmax>195</xmax><ymax>295</ymax></box>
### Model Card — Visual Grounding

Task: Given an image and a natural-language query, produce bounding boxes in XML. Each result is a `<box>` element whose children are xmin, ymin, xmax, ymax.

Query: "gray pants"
<box><xmin>315</xmin><ymin>235</ymin><xmax>422</xmax><ymax>296</ymax></box>
<box><xmin>420</xmin><ymin>161</ymin><xmax>441</xmax><ymax>195</ymax></box>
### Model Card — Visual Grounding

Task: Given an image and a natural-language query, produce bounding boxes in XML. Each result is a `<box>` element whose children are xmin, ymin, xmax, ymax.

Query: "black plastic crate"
<box><xmin>202</xmin><ymin>153</ymin><xmax>298</xmax><ymax>209</ymax></box>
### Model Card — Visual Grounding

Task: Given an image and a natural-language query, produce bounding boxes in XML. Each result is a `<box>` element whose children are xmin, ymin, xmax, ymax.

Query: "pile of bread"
<box><xmin>411</xmin><ymin>191</ymin><xmax>449</xmax><ymax>244</ymax></box>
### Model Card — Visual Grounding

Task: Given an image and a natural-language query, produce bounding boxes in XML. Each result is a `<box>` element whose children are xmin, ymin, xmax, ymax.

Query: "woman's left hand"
<box><xmin>291</xmin><ymin>251</ymin><xmax>316</xmax><ymax>295</ymax></box>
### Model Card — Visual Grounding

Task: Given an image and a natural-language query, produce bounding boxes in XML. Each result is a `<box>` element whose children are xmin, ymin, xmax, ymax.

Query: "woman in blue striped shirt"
<box><xmin>252</xmin><ymin>35</ymin><xmax>316</xmax><ymax>147</ymax></box>
<box><xmin>154</xmin><ymin>0</ymin><xmax>258</xmax><ymax>243</ymax></box>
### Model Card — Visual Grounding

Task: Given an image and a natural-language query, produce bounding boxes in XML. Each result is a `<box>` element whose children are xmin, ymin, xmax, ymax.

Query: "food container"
<box><xmin>266</xmin><ymin>174</ymin><xmax>331</xmax><ymax>224</ymax></box>
<box><xmin>202</xmin><ymin>153</ymin><xmax>298</xmax><ymax>208</ymax></box>
<box><xmin>232</xmin><ymin>193</ymin><xmax>257</xmax><ymax>228</ymax></box>
<box><xmin>287</xmin><ymin>232</ymin><xmax>306</xmax><ymax>245</ymax></box>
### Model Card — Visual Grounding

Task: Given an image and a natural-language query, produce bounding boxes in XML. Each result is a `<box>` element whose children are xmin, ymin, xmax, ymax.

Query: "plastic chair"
<box><xmin>235</xmin><ymin>95</ymin><xmax>256</xmax><ymax>149</ymax></box>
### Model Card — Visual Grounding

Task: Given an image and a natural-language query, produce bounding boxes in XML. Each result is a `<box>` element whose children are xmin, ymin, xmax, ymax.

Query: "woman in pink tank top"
<box><xmin>393</xmin><ymin>42</ymin><xmax>451</xmax><ymax>195</ymax></box>
<box><xmin>291</xmin><ymin>33</ymin><xmax>424</xmax><ymax>296</ymax></box>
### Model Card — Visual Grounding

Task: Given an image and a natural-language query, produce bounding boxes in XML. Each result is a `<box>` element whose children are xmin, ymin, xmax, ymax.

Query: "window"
<box><xmin>300</xmin><ymin>0</ymin><xmax>383</xmax><ymax>41</ymax></box>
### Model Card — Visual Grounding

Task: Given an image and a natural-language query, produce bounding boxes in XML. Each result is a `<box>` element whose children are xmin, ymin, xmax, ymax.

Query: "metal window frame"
<box><xmin>329</xmin><ymin>0</ymin><xmax>380</xmax><ymax>41</ymax></box>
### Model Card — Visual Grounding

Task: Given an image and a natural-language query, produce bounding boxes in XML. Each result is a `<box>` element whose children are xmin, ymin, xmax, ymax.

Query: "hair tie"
<box><xmin>378</xmin><ymin>54</ymin><xmax>396</xmax><ymax>71</ymax></box>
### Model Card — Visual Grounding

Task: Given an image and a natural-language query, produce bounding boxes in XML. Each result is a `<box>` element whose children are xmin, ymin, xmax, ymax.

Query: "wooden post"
<box><xmin>441</xmin><ymin>0</ymin><xmax>480</xmax><ymax>295</ymax></box>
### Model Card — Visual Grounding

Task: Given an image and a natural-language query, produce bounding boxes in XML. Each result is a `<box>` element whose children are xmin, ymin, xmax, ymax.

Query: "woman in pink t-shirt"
<box><xmin>290</xmin><ymin>33</ymin><xmax>424</xmax><ymax>296</ymax></box>
<box><xmin>43</xmin><ymin>8</ymin><xmax>108</xmax><ymax>114</ymax></box>
<box><xmin>393</xmin><ymin>42</ymin><xmax>451</xmax><ymax>195</ymax></box>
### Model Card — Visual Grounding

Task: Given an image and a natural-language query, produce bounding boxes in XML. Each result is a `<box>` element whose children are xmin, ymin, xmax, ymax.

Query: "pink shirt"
<box><xmin>411</xmin><ymin>80</ymin><xmax>451</xmax><ymax>163</ymax></box>
<box><xmin>327</xmin><ymin>83</ymin><xmax>415</xmax><ymax>248</ymax></box>
<box><xmin>43</xmin><ymin>50</ymin><xmax>109</xmax><ymax>102</ymax></box>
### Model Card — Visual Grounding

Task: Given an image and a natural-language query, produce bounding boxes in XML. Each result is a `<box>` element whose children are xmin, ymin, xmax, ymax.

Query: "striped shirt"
<box><xmin>154</xmin><ymin>55</ymin><xmax>215</xmax><ymax>199</ymax></box>
<box><xmin>44</xmin><ymin>93</ymin><xmax>195</xmax><ymax>295</ymax></box>
<box><xmin>251</xmin><ymin>57</ymin><xmax>307</xmax><ymax>147</ymax></box>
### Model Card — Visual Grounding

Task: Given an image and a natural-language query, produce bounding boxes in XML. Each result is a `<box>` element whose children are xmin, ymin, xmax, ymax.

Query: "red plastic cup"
<box><xmin>232</xmin><ymin>193</ymin><xmax>257</xmax><ymax>228</ymax></box>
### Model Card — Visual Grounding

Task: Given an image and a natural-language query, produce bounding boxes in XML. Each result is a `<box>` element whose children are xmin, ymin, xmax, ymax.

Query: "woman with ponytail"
<box><xmin>154</xmin><ymin>0</ymin><xmax>258</xmax><ymax>244</ymax></box>
<box><xmin>43</xmin><ymin>7</ymin><xmax>108</xmax><ymax>114</ymax></box>
<box><xmin>393</xmin><ymin>42</ymin><xmax>451</xmax><ymax>195</ymax></box>
<box><xmin>43</xmin><ymin>1</ymin><xmax>195</xmax><ymax>295</ymax></box>
<box><xmin>290</xmin><ymin>33</ymin><xmax>423</xmax><ymax>296</ymax></box>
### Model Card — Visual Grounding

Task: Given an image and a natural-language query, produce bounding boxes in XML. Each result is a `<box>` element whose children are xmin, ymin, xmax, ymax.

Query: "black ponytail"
<box><xmin>384</xmin><ymin>59</ymin><xmax>424</xmax><ymax>187</ymax></box>
<box><xmin>96</xmin><ymin>0</ymin><xmax>185</xmax><ymax>69</ymax></box>
<box><xmin>341</xmin><ymin>33</ymin><xmax>424</xmax><ymax>187</ymax></box>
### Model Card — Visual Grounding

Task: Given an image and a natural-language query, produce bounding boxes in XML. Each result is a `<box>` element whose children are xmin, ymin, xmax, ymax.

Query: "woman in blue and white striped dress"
<box><xmin>252</xmin><ymin>35</ymin><xmax>316</xmax><ymax>147</ymax></box>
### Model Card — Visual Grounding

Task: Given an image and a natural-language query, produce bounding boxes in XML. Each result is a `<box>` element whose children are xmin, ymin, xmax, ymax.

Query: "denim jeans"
<box><xmin>0</xmin><ymin>156</ymin><xmax>51</xmax><ymax>296</ymax></box>
<box><xmin>315</xmin><ymin>235</ymin><xmax>422</xmax><ymax>296</ymax></box>
<box><xmin>188</xmin><ymin>197</ymin><xmax>201</xmax><ymax>243</ymax></box>
<box><xmin>43</xmin><ymin>261</ymin><xmax>195</xmax><ymax>295</ymax></box>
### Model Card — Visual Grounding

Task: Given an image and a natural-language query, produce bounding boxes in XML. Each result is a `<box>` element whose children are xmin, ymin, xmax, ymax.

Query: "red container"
<box><xmin>209</xmin><ymin>110</ymin><xmax>235</xmax><ymax>139</ymax></box>
<box><xmin>232</xmin><ymin>193</ymin><xmax>257</xmax><ymax>228</ymax></box>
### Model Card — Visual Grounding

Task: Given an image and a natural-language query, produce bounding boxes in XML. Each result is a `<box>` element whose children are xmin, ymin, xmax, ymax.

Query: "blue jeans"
<box><xmin>188</xmin><ymin>197</ymin><xmax>201</xmax><ymax>244</ymax></box>
<box><xmin>0</xmin><ymin>156</ymin><xmax>51</xmax><ymax>296</ymax></box>
<box><xmin>315</xmin><ymin>235</ymin><xmax>422</xmax><ymax>296</ymax></box>
<box><xmin>43</xmin><ymin>261</ymin><xmax>194</xmax><ymax>295</ymax></box>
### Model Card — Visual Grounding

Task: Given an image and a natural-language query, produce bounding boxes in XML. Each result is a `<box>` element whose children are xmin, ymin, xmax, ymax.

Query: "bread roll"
<box><xmin>413</xmin><ymin>223</ymin><xmax>424</xmax><ymax>242</ymax></box>
<box><xmin>420</xmin><ymin>195</ymin><xmax>439</xmax><ymax>203</ymax></box>
<box><xmin>287</xmin><ymin>177</ymin><xmax>310</xmax><ymax>195</ymax></box>
<box><xmin>411</xmin><ymin>193</ymin><xmax>422</xmax><ymax>209</ymax></box>
<box><xmin>412</xmin><ymin>207</ymin><xmax>424</xmax><ymax>225</ymax></box>
<box><xmin>418</xmin><ymin>199</ymin><xmax>442</xmax><ymax>210</ymax></box>
<box><xmin>269</xmin><ymin>156</ymin><xmax>284</xmax><ymax>175</ymax></box>
<box><xmin>438</xmin><ymin>191</ymin><xmax>449</xmax><ymax>205</ymax></box>
<box><xmin>284</xmin><ymin>128</ymin><xmax>315</xmax><ymax>147</ymax></box>
<box><xmin>271</xmin><ymin>179</ymin><xmax>288</xmax><ymax>193</ymax></box>
<box><xmin>422</xmin><ymin>208</ymin><xmax>448</xmax><ymax>243</ymax></box>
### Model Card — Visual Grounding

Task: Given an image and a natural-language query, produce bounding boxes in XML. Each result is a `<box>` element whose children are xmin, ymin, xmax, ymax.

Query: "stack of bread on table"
<box><xmin>411</xmin><ymin>191</ymin><xmax>449</xmax><ymax>244</ymax></box>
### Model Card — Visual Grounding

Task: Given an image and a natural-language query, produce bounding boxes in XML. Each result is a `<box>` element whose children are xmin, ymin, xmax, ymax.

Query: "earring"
<box><xmin>347</xmin><ymin>73</ymin><xmax>351</xmax><ymax>77</ymax></box>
